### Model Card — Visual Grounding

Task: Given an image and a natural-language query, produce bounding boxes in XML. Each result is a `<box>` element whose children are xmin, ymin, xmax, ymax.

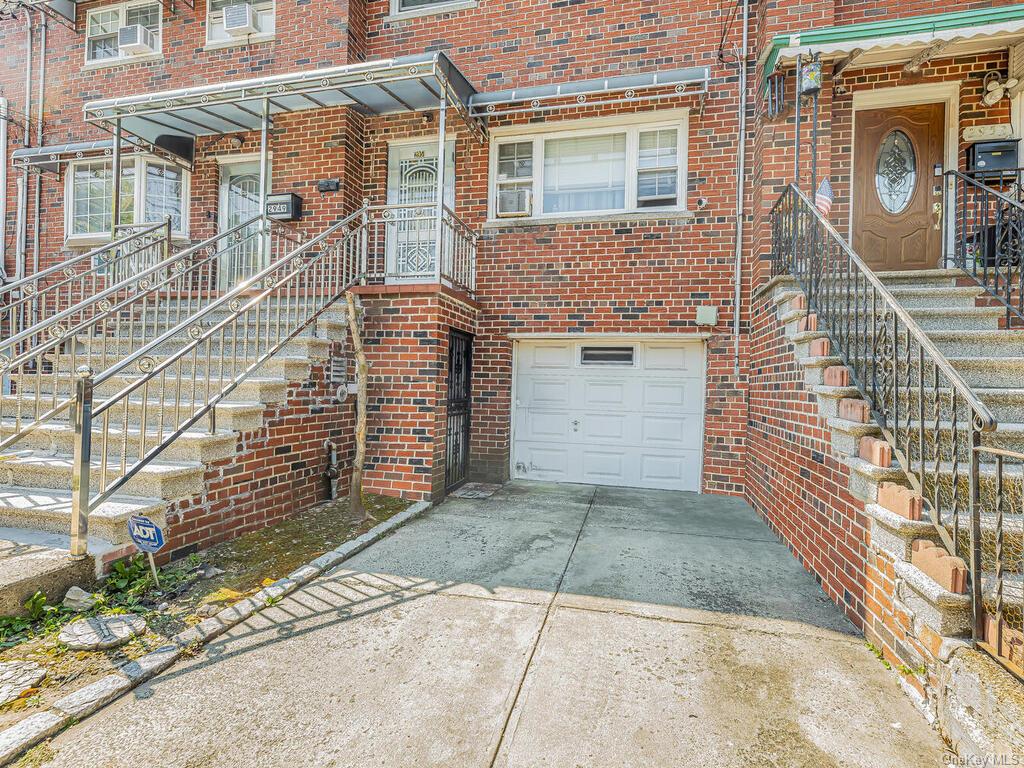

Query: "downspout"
<box><xmin>0</xmin><ymin>97</ymin><xmax>9</xmax><ymax>283</ymax></box>
<box><xmin>32</xmin><ymin>16</ymin><xmax>45</xmax><ymax>280</ymax></box>
<box><xmin>732</xmin><ymin>0</ymin><xmax>750</xmax><ymax>375</ymax></box>
<box><xmin>15</xmin><ymin>8</ymin><xmax>33</xmax><ymax>282</ymax></box>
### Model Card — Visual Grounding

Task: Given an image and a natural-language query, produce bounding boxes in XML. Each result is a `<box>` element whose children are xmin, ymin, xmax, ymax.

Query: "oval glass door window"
<box><xmin>875</xmin><ymin>130</ymin><xmax>917</xmax><ymax>214</ymax></box>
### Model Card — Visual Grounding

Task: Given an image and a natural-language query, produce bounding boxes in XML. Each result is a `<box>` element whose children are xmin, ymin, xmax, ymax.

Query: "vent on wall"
<box><xmin>580</xmin><ymin>346</ymin><xmax>635</xmax><ymax>366</ymax></box>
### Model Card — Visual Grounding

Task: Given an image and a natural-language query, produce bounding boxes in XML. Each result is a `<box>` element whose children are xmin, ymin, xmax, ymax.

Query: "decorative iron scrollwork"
<box><xmin>138</xmin><ymin>356</ymin><xmax>156</xmax><ymax>374</ymax></box>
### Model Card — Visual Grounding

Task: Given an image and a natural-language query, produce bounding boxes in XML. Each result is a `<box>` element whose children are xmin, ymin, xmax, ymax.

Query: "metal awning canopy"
<box><xmin>10</xmin><ymin>138</ymin><xmax>186</xmax><ymax>174</ymax></box>
<box><xmin>468</xmin><ymin>66</ymin><xmax>710</xmax><ymax>118</ymax></box>
<box><xmin>761</xmin><ymin>5</ymin><xmax>1024</xmax><ymax>81</ymax></box>
<box><xmin>83</xmin><ymin>51</ymin><xmax>484</xmax><ymax>161</ymax></box>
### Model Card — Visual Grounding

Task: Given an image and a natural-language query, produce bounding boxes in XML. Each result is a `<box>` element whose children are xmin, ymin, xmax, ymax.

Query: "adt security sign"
<box><xmin>127</xmin><ymin>515</ymin><xmax>165</xmax><ymax>554</ymax></box>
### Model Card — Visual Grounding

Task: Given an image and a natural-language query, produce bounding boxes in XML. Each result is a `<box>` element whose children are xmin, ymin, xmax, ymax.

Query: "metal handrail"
<box><xmin>0</xmin><ymin>220</ymin><xmax>166</xmax><ymax>300</ymax></box>
<box><xmin>0</xmin><ymin>215</ymin><xmax>287</xmax><ymax>457</ymax></box>
<box><xmin>66</xmin><ymin>208</ymin><xmax>367</xmax><ymax>556</ymax></box>
<box><xmin>973</xmin><ymin>444</ymin><xmax>1024</xmax><ymax>678</ymax></box>
<box><xmin>945</xmin><ymin>169</ymin><xmax>1024</xmax><ymax>324</ymax></box>
<box><xmin>770</xmin><ymin>183</ymin><xmax>996</xmax><ymax>639</ymax></box>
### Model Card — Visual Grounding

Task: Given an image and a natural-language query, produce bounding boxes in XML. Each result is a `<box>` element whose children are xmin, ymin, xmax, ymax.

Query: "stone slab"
<box><xmin>58</xmin><ymin>614</ymin><xmax>147</xmax><ymax>651</ymax></box>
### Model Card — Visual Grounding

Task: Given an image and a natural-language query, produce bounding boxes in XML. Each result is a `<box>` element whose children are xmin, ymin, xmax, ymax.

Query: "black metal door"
<box><xmin>445</xmin><ymin>329</ymin><xmax>472</xmax><ymax>492</ymax></box>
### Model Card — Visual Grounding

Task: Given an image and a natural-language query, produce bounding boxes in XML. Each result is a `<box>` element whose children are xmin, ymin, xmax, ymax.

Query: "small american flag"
<box><xmin>815</xmin><ymin>178</ymin><xmax>834</xmax><ymax>217</ymax></box>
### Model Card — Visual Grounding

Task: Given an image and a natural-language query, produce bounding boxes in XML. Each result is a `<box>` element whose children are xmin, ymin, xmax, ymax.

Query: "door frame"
<box><xmin>850</xmin><ymin>81</ymin><xmax>960</xmax><ymax>258</ymax></box>
<box><xmin>508</xmin><ymin>333</ymin><xmax>709</xmax><ymax>491</ymax></box>
<box><xmin>445</xmin><ymin>328</ymin><xmax>473</xmax><ymax>493</ymax></box>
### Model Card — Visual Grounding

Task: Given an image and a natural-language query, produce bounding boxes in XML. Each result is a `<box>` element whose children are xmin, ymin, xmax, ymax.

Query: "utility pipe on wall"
<box><xmin>0</xmin><ymin>97</ymin><xmax>10</xmax><ymax>283</ymax></box>
<box><xmin>732</xmin><ymin>0</ymin><xmax>750</xmax><ymax>376</ymax></box>
<box><xmin>15</xmin><ymin>8</ymin><xmax>33</xmax><ymax>282</ymax></box>
<box><xmin>32</xmin><ymin>16</ymin><xmax>45</xmax><ymax>280</ymax></box>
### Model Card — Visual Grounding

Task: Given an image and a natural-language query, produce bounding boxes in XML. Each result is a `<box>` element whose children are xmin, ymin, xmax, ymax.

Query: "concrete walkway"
<box><xmin>36</xmin><ymin>482</ymin><xmax>944</xmax><ymax>767</ymax></box>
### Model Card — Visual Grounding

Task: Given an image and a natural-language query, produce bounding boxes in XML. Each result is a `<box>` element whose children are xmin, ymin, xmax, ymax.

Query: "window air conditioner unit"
<box><xmin>223</xmin><ymin>3</ymin><xmax>260</xmax><ymax>36</ymax></box>
<box><xmin>117</xmin><ymin>24</ymin><xmax>157</xmax><ymax>55</ymax></box>
<box><xmin>496</xmin><ymin>186</ymin><xmax>532</xmax><ymax>218</ymax></box>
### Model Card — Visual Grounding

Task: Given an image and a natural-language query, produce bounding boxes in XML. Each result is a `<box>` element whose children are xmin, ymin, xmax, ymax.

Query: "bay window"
<box><xmin>67</xmin><ymin>157</ymin><xmax>188</xmax><ymax>241</ymax></box>
<box><xmin>490</xmin><ymin>113</ymin><xmax>688</xmax><ymax>220</ymax></box>
<box><xmin>85</xmin><ymin>2</ymin><xmax>162</xmax><ymax>64</ymax></box>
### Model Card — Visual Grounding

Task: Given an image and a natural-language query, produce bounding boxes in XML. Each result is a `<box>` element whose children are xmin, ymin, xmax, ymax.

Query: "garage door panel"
<box><xmin>513</xmin><ymin>340</ymin><xmax>704</xmax><ymax>492</ymax></box>
<box><xmin>583</xmin><ymin>379</ymin><xmax>630</xmax><ymax>409</ymax></box>
<box><xmin>517</xmin><ymin>409</ymin><xmax>572</xmax><ymax>442</ymax></box>
<box><xmin>526</xmin><ymin>343</ymin><xmax>574</xmax><ymax>369</ymax></box>
<box><xmin>644</xmin><ymin>343</ymin><xmax>703</xmax><ymax>374</ymax></box>
<box><xmin>581</xmin><ymin>449</ymin><xmax>627</xmax><ymax>485</ymax></box>
<box><xmin>525</xmin><ymin>378</ymin><xmax>572</xmax><ymax>408</ymax></box>
<box><xmin>517</xmin><ymin>443</ymin><xmax>571</xmax><ymax>481</ymax></box>
<box><xmin>581</xmin><ymin>413</ymin><xmax>627</xmax><ymax>442</ymax></box>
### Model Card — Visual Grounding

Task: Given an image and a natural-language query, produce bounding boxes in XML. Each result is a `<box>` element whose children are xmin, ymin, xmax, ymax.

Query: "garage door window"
<box><xmin>580</xmin><ymin>346</ymin><xmax>635</xmax><ymax>366</ymax></box>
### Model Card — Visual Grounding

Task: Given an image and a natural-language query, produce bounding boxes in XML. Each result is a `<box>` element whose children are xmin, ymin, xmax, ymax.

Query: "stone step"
<box><xmin>877</xmin><ymin>269</ymin><xmax>966</xmax><ymax>288</ymax></box>
<box><xmin>0</xmin><ymin>452</ymin><xmax>205</xmax><ymax>500</ymax></box>
<box><xmin>902</xmin><ymin>306</ymin><xmax>1005</xmax><ymax>331</ymax></box>
<box><xmin>927</xmin><ymin>330</ymin><xmax>1024</xmax><ymax>358</ymax></box>
<box><xmin>879</xmin><ymin>285</ymin><xmax>985</xmax><ymax>310</ymax></box>
<box><xmin>0</xmin><ymin>396</ymin><xmax>266</xmax><ymax>433</ymax></box>
<box><xmin>0</xmin><ymin>486</ymin><xmax>166</xmax><ymax>546</ymax></box>
<box><xmin>68</xmin><ymin>334</ymin><xmax>332</xmax><ymax>360</ymax></box>
<box><xmin>0</xmin><ymin>420</ymin><xmax>237</xmax><ymax>464</ymax></box>
<box><xmin>947</xmin><ymin>357</ymin><xmax>1024</xmax><ymax>388</ymax></box>
<box><xmin>53</xmin><ymin>354</ymin><xmax>313</xmax><ymax>382</ymax></box>
<box><xmin>13</xmin><ymin>374</ymin><xmax>289</xmax><ymax>406</ymax></box>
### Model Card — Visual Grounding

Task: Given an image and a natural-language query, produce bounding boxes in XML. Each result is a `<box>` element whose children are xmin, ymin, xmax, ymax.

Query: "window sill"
<box><xmin>82</xmin><ymin>53</ymin><xmax>165</xmax><ymax>72</ymax></box>
<box><xmin>384</xmin><ymin>0</ymin><xmax>477</xmax><ymax>23</ymax></box>
<box><xmin>483</xmin><ymin>210</ymin><xmax>695</xmax><ymax>229</ymax></box>
<box><xmin>204</xmin><ymin>33</ymin><xmax>276</xmax><ymax>52</ymax></box>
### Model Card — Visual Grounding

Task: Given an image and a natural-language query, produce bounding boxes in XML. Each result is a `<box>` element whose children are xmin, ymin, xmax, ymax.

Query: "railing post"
<box><xmin>69</xmin><ymin>365</ymin><xmax>94</xmax><ymax>561</ymax></box>
<box><xmin>360</xmin><ymin>202</ymin><xmax>369</xmax><ymax>285</ymax></box>
<box><xmin>970</xmin><ymin>426</ymin><xmax>985</xmax><ymax>642</ymax></box>
<box><xmin>434</xmin><ymin>91</ymin><xmax>448</xmax><ymax>285</ymax></box>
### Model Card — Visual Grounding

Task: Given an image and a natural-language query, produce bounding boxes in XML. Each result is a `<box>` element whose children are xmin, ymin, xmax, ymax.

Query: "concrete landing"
<box><xmin>0</xmin><ymin>529</ymin><xmax>95</xmax><ymax>616</ymax></box>
<box><xmin>34</xmin><ymin>482</ymin><xmax>944</xmax><ymax>767</ymax></box>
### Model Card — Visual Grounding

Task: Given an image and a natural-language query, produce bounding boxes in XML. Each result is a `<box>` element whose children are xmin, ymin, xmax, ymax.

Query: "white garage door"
<box><xmin>512</xmin><ymin>340</ymin><xmax>705</xmax><ymax>491</ymax></box>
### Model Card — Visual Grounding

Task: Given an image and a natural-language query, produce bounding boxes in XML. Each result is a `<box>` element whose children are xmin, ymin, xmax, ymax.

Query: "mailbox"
<box><xmin>967</xmin><ymin>139</ymin><xmax>1019</xmax><ymax>179</ymax></box>
<box><xmin>265</xmin><ymin>193</ymin><xmax>304</xmax><ymax>222</ymax></box>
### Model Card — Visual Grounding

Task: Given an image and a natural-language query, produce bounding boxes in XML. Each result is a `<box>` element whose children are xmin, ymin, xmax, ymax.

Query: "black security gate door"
<box><xmin>445</xmin><ymin>329</ymin><xmax>472</xmax><ymax>492</ymax></box>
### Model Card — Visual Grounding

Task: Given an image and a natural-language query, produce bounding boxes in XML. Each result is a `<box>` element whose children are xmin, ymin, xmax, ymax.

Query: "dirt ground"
<box><xmin>0</xmin><ymin>494</ymin><xmax>408</xmax><ymax>731</ymax></box>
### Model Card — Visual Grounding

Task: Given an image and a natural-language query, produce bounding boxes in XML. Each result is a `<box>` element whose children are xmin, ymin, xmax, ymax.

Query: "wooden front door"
<box><xmin>854</xmin><ymin>103</ymin><xmax>945</xmax><ymax>271</ymax></box>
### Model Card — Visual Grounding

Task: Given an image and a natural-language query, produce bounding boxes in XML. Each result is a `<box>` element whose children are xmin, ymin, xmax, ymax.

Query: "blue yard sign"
<box><xmin>127</xmin><ymin>515</ymin><xmax>165</xmax><ymax>554</ymax></box>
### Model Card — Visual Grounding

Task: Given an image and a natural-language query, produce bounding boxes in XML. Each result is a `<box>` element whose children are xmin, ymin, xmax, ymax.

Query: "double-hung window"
<box><xmin>85</xmin><ymin>2</ymin><xmax>162</xmax><ymax>64</ymax></box>
<box><xmin>490</xmin><ymin>114</ymin><xmax>687</xmax><ymax>220</ymax></box>
<box><xmin>207</xmin><ymin>0</ymin><xmax>275</xmax><ymax>44</ymax></box>
<box><xmin>67</xmin><ymin>157</ymin><xmax>188</xmax><ymax>240</ymax></box>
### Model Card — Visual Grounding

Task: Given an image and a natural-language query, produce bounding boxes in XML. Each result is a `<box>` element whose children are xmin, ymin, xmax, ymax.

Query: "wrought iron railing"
<box><xmin>945</xmin><ymin>170</ymin><xmax>1024</xmax><ymax>325</ymax></box>
<box><xmin>66</xmin><ymin>210</ymin><xmax>365</xmax><ymax>557</ymax></box>
<box><xmin>360</xmin><ymin>203</ymin><xmax>477</xmax><ymax>294</ymax></box>
<box><xmin>771</xmin><ymin>183</ymin><xmax>997</xmax><ymax>637</ymax></box>
<box><xmin>975</xmin><ymin>446</ymin><xmax>1024</xmax><ymax>677</ymax></box>
<box><xmin>0</xmin><ymin>220</ymin><xmax>170</xmax><ymax>345</ymax></box>
<box><xmin>0</xmin><ymin>215</ymin><xmax>298</xmax><ymax>456</ymax></box>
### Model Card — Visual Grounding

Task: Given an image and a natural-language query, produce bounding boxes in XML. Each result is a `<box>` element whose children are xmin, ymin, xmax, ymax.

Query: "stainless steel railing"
<box><xmin>0</xmin><ymin>220</ymin><xmax>170</xmax><ymax>346</ymax></box>
<box><xmin>946</xmin><ymin>170</ymin><xmax>1024</xmax><ymax>325</ymax></box>
<box><xmin>67</xmin><ymin>209</ymin><xmax>365</xmax><ymax>557</ymax></box>
<box><xmin>0</xmin><ymin>215</ymin><xmax>298</xmax><ymax>456</ymax></box>
<box><xmin>360</xmin><ymin>203</ymin><xmax>477</xmax><ymax>294</ymax></box>
<box><xmin>771</xmin><ymin>183</ymin><xmax>997</xmax><ymax>639</ymax></box>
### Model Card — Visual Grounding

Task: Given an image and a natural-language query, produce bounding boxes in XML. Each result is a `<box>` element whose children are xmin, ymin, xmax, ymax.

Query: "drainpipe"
<box><xmin>14</xmin><ymin>8</ymin><xmax>33</xmax><ymax>282</ymax></box>
<box><xmin>732</xmin><ymin>0</ymin><xmax>750</xmax><ymax>375</ymax></box>
<box><xmin>32</xmin><ymin>16</ymin><xmax>45</xmax><ymax>281</ymax></box>
<box><xmin>0</xmin><ymin>97</ymin><xmax>9</xmax><ymax>283</ymax></box>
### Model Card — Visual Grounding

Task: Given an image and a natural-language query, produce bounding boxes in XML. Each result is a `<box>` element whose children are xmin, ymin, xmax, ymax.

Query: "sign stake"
<box><xmin>147</xmin><ymin>553</ymin><xmax>161</xmax><ymax>588</ymax></box>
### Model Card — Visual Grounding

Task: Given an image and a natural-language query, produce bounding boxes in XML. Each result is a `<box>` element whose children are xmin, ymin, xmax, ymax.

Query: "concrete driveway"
<box><xmin>36</xmin><ymin>482</ymin><xmax>944</xmax><ymax>767</ymax></box>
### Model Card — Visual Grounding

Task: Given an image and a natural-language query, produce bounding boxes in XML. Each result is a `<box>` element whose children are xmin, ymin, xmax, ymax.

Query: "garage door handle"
<box><xmin>571</xmin><ymin>419</ymin><xmax>580</xmax><ymax>432</ymax></box>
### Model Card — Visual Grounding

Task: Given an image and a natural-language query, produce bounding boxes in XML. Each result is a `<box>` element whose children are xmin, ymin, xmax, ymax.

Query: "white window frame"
<box><xmin>64</xmin><ymin>156</ymin><xmax>190</xmax><ymax>245</ymax></box>
<box><xmin>387</xmin><ymin>0</ymin><xmax>477</xmax><ymax>21</ymax></box>
<box><xmin>205</xmin><ymin>0</ymin><xmax>276</xmax><ymax>48</ymax></box>
<box><xmin>84</xmin><ymin>1</ymin><xmax>163</xmax><ymax>66</ymax></box>
<box><xmin>487</xmin><ymin>109</ymin><xmax>689</xmax><ymax>223</ymax></box>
